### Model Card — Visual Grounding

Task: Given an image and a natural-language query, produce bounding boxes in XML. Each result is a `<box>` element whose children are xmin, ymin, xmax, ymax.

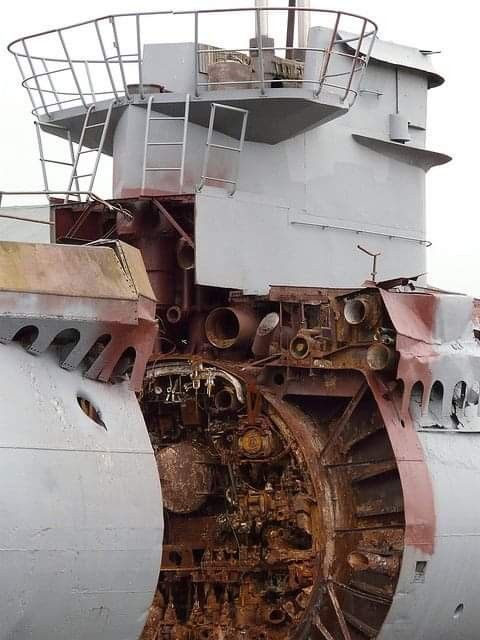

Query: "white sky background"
<box><xmin>0</xmin><ymin>1</ymin><xmax>477</xmax><ymax>295</ymax></box>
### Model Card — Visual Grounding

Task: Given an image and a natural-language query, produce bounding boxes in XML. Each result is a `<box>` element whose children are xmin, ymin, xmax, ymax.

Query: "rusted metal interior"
<box><xmin>52</xmin><ymin>195</ymin><xmax>415</xmax><ymax>639</ymax></box>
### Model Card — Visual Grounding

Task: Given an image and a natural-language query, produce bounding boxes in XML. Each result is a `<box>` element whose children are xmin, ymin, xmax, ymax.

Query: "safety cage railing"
<box><xmin>8</xmin><ymin>6</ymin><xmax>377</xmax><ymax>119</ymax></box>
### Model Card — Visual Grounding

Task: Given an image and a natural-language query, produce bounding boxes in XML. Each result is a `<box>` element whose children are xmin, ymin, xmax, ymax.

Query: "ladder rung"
<box><xmin>74</xmin><ymin>173</ymin><xmax>93</xmax><ymax>178</ymax></box>
<box><xmin>43</xmin><ymin>159</ymin><xmax>73</xmax><ymax>167</ymax></box>
<box><xmin>150</xmin><ymin>116</ymin><xmax>185</xmax><ymax>121</ymax></box>
<box><xmin>85</xmin><ymin>123</ymin><xmax>106</xmax><ymax>129</ymax></box>
<box><xmin>209</xmin><ymin>143</ymin><xmax>241</xmax><ymax>152</ymax></box>
<box><xmin>147</xmin><ymin>142</ymin><xmax>183</xmax><ymax>146</ymax></box>
<box><xmin>79</xmin><ymin>148</ymin><xmax>100</xmax><ymax>154</ymax></box>
<box><xmin>145</xmin><ymin>167</ymin><xmax>181</xmax><ymax>172</ymax></box>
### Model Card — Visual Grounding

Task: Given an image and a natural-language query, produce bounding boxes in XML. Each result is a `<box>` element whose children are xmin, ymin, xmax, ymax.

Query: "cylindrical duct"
<box><xmin>389</xmin><ymin>113</ymin><xmax>411</xmax><ymax>143</ymax></box>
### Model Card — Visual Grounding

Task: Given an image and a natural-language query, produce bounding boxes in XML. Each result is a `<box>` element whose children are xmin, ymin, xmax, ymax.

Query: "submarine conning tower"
<box><xmin>9</xmin><ymin>3</ymin><xmax>448</xmax><ymax>294</ymax></box>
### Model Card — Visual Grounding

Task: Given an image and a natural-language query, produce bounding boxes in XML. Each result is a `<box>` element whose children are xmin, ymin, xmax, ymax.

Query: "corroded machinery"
<box><xmin>6</xmin><ymin>3</ymin><xmax>480</xmax><ymax>640</ymax></box>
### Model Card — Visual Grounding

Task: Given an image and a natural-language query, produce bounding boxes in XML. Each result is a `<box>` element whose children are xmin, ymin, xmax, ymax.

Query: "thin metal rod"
<box><xmin>0</xmin><ymin>212</ymin><xmax>54</xmax><ymax>226</ymax></box>
<box><xmin>95</xmin><ymin>20</ymin><xmax>119</xmax><ymax>100</ymax></box>
<box><xmin>141</xmin><ymin>95</ymin><xmax>154</xmax><ymax>191</ymax></box>
<box><xmin>67</xmin><ymin>130</ymin><xmax>81</xmax><ymax>196</ymax></box>
<box><xmin>84</xmin><ymin>61</ymin><xmax>96</xmax><ymax>105</ymax></box>
<box><xmin>8</xmin><ymin>8</ymin><xmax>377</xmax><ymax>42</ymax></box>
<box><xmin>200</xmin><ymin>103</ymin><xmax>217</xmax><ymax>190</ymax></box>
<box><xmin>255</xmin><ymin>8</ymin><xmax>266</xmax><ymax>95</ymax></box>
<box><xmin>57</xmin><ymin>30</ymin><xmax>87</xmax><ymax>108</ymax></box>
<box><xmin>151</xmin><ymin>198</ymin><xmax>194</xmax><ymax>248</ymax></box>
<box><xmin>87</xmin><ymin>99</ymin><xmax>114</xmax><ymax>194</ymax></box>
<box><xmin>327</xmin><ymin>582</ymin><xmax>352</xmax><ymax>640</ymax></box>
<box><xmin>231</xmin><ymin>106</ymin><xmax>249</xmax><ymax>195</ymax></box>
<box><xmin>110</xmin><ymin>16</ymin><xmax>130</xmax><ymax>98</ymax></box>
<box><xmin>312</xmin><ymin>611</ymin><xmax>336</xmax><ymax>640</ymax></box>
<box><xmin>14</xmin><ymin>53</ymin><xmax>36</xmax><ymax>110</ymax></box>
<box><xmin>41</xmin><ymin>58</ymin><xmax>62</xmax><ymax>110</ymax></box>
<box><xmin>34</xmin><ymin>121</ymin><xmax>49</xmax><ymax>191</ymax></box>
<box><xmin>194</xmin><ymin>12</ymin><xmax>199</xmax><ymax>97</ymax></box>
<box><xmin>66</xmin><ymin>104</ymin><xmax>95</xmax><ymax>197</ymax></box>
<box><xmin>315</xmin><ymin>11</ymin><xmax>341</xmax><ymax>97</ymax></box>
<box><xmin>22</xmin><ymin>39</ymin><xmax>50</xmax><ymax>117</ymax></box>
<box><xmin>290</xmin><ymin>218</ymin><xmax>431</xmax><ymax>246</ymax></box>
<box><xmin>136</xmin><ymin>15</ymin><xmax>144</xmax><ymax>99</ymax></box>
<box><xmin>179</xmin><ymin>94</ymin><xmax>190</xmax><ymax>193</ymax></box>
<box><xmin>343</xmin><ymin>17</ymin><xmax>367</xmax><ymax>101</ymax></box>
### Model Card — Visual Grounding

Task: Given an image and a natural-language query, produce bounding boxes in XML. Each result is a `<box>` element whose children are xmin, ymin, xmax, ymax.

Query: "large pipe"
<box><xmin>205</xmin><ymin>306</ymin><xmax>258</xmax><ymax>350</ymax></box>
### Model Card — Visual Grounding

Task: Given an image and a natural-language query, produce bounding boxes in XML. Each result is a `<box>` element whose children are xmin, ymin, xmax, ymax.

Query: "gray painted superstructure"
<box><xmin>10</xmin><ymin>12</ymin><xmax>448</xmax><ymax>291</ymax></box>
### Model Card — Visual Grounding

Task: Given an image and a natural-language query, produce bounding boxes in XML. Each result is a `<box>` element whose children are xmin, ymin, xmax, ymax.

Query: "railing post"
<box><xmin>342</xmin><ymin>17</ymin><xmax>367</xmax><ymax>102</ymax></box>
<box><xmin>194</xmin><ymin>12</ymin><xmax>199</xmax><ymax>97</ymax></box>
<box><xmin>255</xmin><ymin>8</ymin><xmax>266</xmax><ymax>95</ymax></box>
<box><xmin>110</xmin><ymin>16</ymin><xmax>130</xmax><ymax>100</ymax></box>
<box><xmin>14</xmin><ymin>52</ymin><xmax>37</xmax><ymax>112</ymax></box>
<box><xmin>22</xmin><ymin>39</ymin><xmax>50</xmax><ymax>117</ymax></box>
<box><xmin>314</xmin><ymin>11</ymin><xmax>341</xmax><ymax>97</ymax></box>
<box><xmin>136</xmin><ymin>15</ymin><xmax>144</xmax><ymax>99</ymax></box>
<box><xmin>41</xmin><ymin>59</ymin><xmax>62</xmax><ymax>111</ymax></box>
<box><xmin>84</xmin><ymin>61</ymin><xmax>96</xmax><ymax>104</ymax></box>
<box><xmin>57</xmin><ymin>30</ymin><xmax>87</xmax><ymax>108</ymax></box>
<box><xmin>34</xmin><ymin>121</ymin><xmax>49</xmax><ymax>192</ymax></box>
<box><xmin>95</xmin><ymin>19</ymin><xmax>119</xmax><ymax>101</ymax></box>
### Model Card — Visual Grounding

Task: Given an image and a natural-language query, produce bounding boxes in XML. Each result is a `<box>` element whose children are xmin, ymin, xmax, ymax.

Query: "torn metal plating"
<box><xmin>0</xmin><ymin>239</ymin><xmax>157</xmax><ymax>390</ymax></box>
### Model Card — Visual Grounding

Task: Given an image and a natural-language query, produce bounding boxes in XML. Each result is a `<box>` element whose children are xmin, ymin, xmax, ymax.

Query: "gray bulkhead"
<box><xmin>112</xmin><ymin>29</ymin><xmax>448</xmax><ymax>293</ymax></box>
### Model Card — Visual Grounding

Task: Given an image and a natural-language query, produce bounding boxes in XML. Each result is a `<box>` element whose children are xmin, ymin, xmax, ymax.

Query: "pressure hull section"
<box><xmin>380</xmin><ymin>430</ymin><xmax>480</xmax><ymax>639</ymax></box>
<box><xmin>0</xmin><ymin>345</ymin><xmax>163</xmax><ymax>640</ymax></box>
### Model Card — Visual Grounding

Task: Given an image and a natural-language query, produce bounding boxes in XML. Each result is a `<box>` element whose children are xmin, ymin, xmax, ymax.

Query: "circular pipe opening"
<box><xmin>205</xmin><ymin>308</ymin><xmax>240</xmax><ymax>349</ymax></box>
<box><xmin>290</xmin><ymin>336</ymin><xmax>310</xmax><ymax>359</ymax></box>
<box><xmin>177</xmin><ymin>238</ymin><xmax>195</xmax><ymax>270</ymax></box>
<box><xmin>166</xmin><ymin>305</ymin><xmax>183</xmax><ymax>324</ymax></box>
<box><xmin>344</xmin><ymin>298</ymin><xmax>368</xmax><ymax>325</ymax></box>
<box><xmin>268</xmin><ymin>609</ymin><xmax>286</xmax><ymax>625</ymax></box>
<box><xmin>367</xmin><ymin>343</ymin><xmax>395</xmax><ymax>371</ymax></box>
<box><xmin>214</xmin><ymin>387</ymin><xmax>236</xmax><ymax>411</ymax></box>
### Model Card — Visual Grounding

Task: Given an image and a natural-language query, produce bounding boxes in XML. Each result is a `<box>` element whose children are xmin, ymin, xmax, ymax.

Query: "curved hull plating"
<box><xmin>0</xmin><ymin>345</ymin><xmax>163</xmax><ymax>640</ymax></box>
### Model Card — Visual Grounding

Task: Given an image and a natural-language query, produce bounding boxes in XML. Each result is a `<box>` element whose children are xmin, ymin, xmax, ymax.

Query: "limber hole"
<box><xmin>454</xmin><ymin>603</ymin><xmax>464</xmax><ymax>620</ymax></box>
<box><xmin>413</xmin><ymin>560</ymin><xmax>427</xmax><ymax>583</ymax></box>
<box><xmin>77</xmin><ymin>396</ymin><xmax>106</xmax><ymax>430</ymax></box>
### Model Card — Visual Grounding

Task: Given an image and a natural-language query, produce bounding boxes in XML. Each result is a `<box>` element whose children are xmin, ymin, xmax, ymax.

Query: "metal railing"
<box><xmin>8</xmin><ymin>7</ymin><xmax>377</xmax><ymax>118</ymax></box>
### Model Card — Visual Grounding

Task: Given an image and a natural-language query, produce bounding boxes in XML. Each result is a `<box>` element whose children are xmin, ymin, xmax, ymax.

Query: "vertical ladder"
<box><xmin>35</xmin><ymin>121</ymin><xmax>80</xmax><ymax>199</ymax></box>
<box><xmin>198</xmin><ymin>103</ymin><xmax>249</xmax><ymax>196</ymax></box>
<box><xmin>65</xmin><ymin>100</ymin><xmax>115</xmax><ymax>202</ymax></box>
<box><xmin>142</xmin><ymin>94</ymin><xmax>190</xmax><ymax>194</ymax></box>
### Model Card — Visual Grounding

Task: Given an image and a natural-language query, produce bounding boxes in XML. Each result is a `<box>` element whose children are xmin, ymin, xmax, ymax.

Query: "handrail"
<box><xmin>9</xmin><ymin>6</ymin><xmax>377</xmax><ymax>117</ymax></box>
